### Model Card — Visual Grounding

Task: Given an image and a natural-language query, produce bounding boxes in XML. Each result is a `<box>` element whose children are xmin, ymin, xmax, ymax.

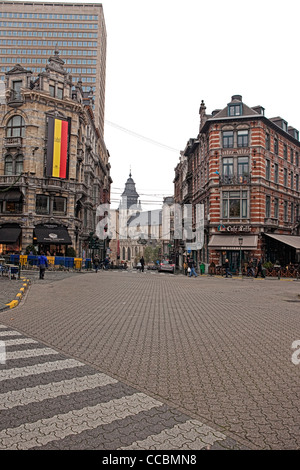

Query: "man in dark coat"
<box><xmin>224</xmin><ymin>258</ymin><xmax>232</xmax><ymax>278</ymax></box>
<box><xmin>255</xmin><ymin>258</ymin><xmax>265</xmax><ymax>278</ymax></box>
<box><xmin>93</xmin><ymin>254</ymin><xmax>100</xmax><ymax>273</ymax></box>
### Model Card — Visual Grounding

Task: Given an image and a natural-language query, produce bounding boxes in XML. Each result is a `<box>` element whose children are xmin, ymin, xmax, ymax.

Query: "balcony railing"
<box><xmin>0</xmin><ymin>174</ymin><xmax>26</xmax><ymax>185</ymax></box>
<box><xmin>7</xmin><ymin>90</ymin><xmax>24</xmax><ymax>107</ymax></box>
<box><xmin>4</xmin><ymin>137</ymin><xmax>23</xmax><ymax>148</ymax></box>
<box><xmin>220</xmin><ymin>173</ymin><xmax>251</xmax><ymax>186</ymax></box>
<box><xmin>264</xmin><ymin>218</ymin><xmax>279</xmax><ymax>226</ymax></box>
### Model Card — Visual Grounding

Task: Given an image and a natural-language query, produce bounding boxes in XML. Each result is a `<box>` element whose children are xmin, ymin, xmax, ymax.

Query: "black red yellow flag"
<box><xmin>46</xmin><ymin>117</ymin><xmax>69</xmax><ymax>178</ymax></box>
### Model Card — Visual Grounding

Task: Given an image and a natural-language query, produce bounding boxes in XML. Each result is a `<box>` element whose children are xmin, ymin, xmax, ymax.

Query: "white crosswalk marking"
<box><xmin>0</xmin><ymin>359</ymin><xmax>85</xmax><ymax>381</ymax></box>
<box><xmin>0</xmin><ymin>393</ymin><xmax>162</xmax><ymax>450</ymax></box>
<box><xmin>0</xmin><ymin>373</ymin><xmax>118</xmax><ymax>410</ymax></box>
<box><xmin>6</xmin><ymin>347</ymin><xmax>60</xmax><ymax>360</ymax></box>
<box><xmin>1</xmin><ymin>338</ymin><xmax>38</xmax><ymax>346</ymax></box>
<box><xmin>0</xmin><ymin>325</ymin><xmax>230</xmax><ymax>450</ymax></box>
<box><xmin>0</xmin><ymin>330</ymin><xmax>22</xmax><ymax>337</ymax></box>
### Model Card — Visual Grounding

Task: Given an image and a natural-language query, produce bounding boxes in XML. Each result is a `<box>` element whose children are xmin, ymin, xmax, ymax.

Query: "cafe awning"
<box><xmin>208</xmin><ymin>234</ymin><xmax>258</xmax><ymax>250</ymax></box>
<box><xmin>0</xmin><ymin>226</ymin><xmax>21</xmax><ymax>243</ymax></box>
<box><xmin>0</xmin><ymin>190</ymin><xmax>22</xmax><ymax>201</ymax></box>
<box><xmin>34</xmin><ymin>225</ymin><xmax>72</xmax><ymax>245</ymax></box>
<box><xmin>265</xmin><ymin>233</ymin><xmax>300</xmax><ymax>250</ymax></box>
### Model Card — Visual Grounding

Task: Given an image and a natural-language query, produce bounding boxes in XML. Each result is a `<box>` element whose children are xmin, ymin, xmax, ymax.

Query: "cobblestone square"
<box><xmin>1</xmin><ymin>270</ymin><xmax>300</xmax><ymax>449</ymax></box>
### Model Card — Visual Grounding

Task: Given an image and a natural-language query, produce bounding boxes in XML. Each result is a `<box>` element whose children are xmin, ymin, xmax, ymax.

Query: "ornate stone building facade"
<box><xmin>0</xmin><ymin>51</ymin><xmax>111</xmax><ymax>257</ymax></box>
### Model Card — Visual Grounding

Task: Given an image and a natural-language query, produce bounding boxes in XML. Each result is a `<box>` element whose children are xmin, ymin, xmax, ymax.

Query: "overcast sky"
<box><xmin>102</xmin><ymin>0</ymin><xmax>300</xmax><ymax>209</ymax></box>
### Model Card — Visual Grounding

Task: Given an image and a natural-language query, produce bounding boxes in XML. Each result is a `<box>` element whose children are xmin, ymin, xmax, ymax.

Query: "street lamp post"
<box><xmin>238</xmin><ymin>236</ymin><xmax>243</xmax><ymax>278</ymax></box>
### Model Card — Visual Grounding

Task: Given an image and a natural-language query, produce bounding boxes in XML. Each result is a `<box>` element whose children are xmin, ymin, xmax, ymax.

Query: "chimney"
<box><xmin>199</xmin><ymin>100</ymin><xmax>207</xmax><ymax>130</ymax></box>
<box><xmin>231</xmin><ymin>95</ymin><xmax>242</xmax><ymax>102</ymax></box>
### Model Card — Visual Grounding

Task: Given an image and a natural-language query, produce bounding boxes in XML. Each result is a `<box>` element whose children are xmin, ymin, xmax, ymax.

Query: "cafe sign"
<box><xmin>218</xmin><ymin>224</ymin><xmax>251</xmax><ymax>233</ymax></box>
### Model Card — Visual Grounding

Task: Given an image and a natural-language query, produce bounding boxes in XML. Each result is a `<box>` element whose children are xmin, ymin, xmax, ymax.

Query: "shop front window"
<box><xmin>4</xmin><ymin>201</ymin><xmax>22</xmax><ymax>213</ymax></box>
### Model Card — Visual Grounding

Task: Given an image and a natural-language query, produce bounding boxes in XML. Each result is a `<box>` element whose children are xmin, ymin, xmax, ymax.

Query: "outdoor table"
<box><xmin>5</xmin><ymin>264</ymin><xmax>19</xmax><ymax>280</ymax></box>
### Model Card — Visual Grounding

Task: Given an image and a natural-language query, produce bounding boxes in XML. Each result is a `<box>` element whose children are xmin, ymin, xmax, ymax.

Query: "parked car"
<box><xmin>158</xmin><ymin>260</ymin><xmax>175</xmax><ymax>274</ymax></box>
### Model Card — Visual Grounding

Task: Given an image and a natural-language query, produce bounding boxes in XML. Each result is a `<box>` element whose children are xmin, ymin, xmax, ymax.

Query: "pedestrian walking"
<box><xmin>93</xmin><ymin>254</ymin><xmax>100</xmax><ymax>273</ymax></box>
<box><xmin>183</xmin><ymin>260</ymin><xmax>188</xmax><ymax>275</ymax></box>
<box><xmin>255</xmin><ymin>258</ymin><xmax>265</xmax><ymax>278</ymax></box>
<box><xmin>104</xmin><ymin>256</ymin><xmax>110</xmax><ymax>270</ymax></box>
<box><xmin>37</xmin><ymin>251</ymin><xmax>48</xmax><ymax>279</ymax></box>
<box><xmin>140</xmin><ymin>256</ymin><xmax>145</xmax><ymax>272</ymax></box>
<box><xmin>224</xmin><ymin>259</ymin><xmax>232</xmax><ymax>278</ymax></box>
<box><xmin>188</xmin><ymin>259</ymin><xmax>197</xmax><ymax>277</ymax></box>
<box><xmin>247</xmin><ymin>258</ymin><xmax>254</xmax><ymax>277</ymax></box>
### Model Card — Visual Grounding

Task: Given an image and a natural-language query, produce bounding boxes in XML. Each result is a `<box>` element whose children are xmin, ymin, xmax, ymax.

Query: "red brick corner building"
<box><xmin>174</xmin><ymin>95</ymin><xmax>300</xmax><ymax>272</ymax></box>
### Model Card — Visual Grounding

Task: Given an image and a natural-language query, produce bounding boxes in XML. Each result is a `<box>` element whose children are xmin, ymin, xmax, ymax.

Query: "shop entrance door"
<box><xmin>227</xmin><ymin>251</ymin><xmax>243</xmax><ymax>274</ymax></box>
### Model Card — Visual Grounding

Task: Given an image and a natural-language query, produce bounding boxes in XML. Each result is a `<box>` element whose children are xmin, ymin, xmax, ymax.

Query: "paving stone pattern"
<box><xmin>1</xmin><ymin>270</ymin><xmax>300</xmax><ymax>449</ymax></box>
<box><xmin>0</xmin><ymin>324</ymin><xmax>240</xmax><ymax>450</ymax></box>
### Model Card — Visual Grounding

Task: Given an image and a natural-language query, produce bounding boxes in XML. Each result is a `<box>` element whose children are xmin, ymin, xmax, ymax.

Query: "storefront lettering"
<box><xmin>218</xmin><ymin>224</ymin><xmax>251</xmax><ymax>232</ymax></box>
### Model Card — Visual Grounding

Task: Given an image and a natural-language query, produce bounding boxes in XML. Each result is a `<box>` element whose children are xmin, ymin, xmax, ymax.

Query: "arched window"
<box><xmin>6</xmin><ymin>115</ymin><xmax>25</xmax><ymax>138</ymax></box>
<box><xmin>127</xmin><ymin>247</ymin><xmax>131</xmax><ymax>261</ymax></box>
<box><xmin>122</xmin><ymin>247</ymin><xmax>126</xmax><ymax>260</ymax></box>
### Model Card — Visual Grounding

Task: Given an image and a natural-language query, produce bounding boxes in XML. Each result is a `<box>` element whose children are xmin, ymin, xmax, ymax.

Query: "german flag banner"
<box><xmin>46</xmin><ymin>117</ymin><xmax>69</xmax><ymax>178</ymax></box>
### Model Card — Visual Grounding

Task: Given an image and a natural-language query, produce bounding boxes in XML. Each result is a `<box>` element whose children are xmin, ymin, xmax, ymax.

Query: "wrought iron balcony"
<box><xmin>219</xmin><ymin>173</ymin><xmax>251</xmax><ymax>186</ymax></box>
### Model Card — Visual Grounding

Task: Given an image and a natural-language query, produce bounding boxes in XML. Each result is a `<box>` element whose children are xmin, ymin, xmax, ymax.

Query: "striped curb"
<box><xmin>4</xmin><ymin>278</ymin><xmax>31</xmax><ymax>310</ymax></box>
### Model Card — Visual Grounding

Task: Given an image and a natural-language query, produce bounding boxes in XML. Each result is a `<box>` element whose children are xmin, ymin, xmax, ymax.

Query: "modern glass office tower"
<box><xmin>0</xmin><ymin>1</ymin><xmax>107</xmax><ymax>135</ymax></box>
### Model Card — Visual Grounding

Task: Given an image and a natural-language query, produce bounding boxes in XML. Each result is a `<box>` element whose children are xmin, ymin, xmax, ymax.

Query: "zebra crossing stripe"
<box><xmin>0</xmin><ymin>326</ymin><xmax>231</xmax><ymax>450</ymax></box>
<box><xmin>0</xmin><ymin>359</ymin><xmax>85</xmax><ymax>381</ymax></box>
<box><xmin>5</xmin><ymin>347</ymin><xmax>60</xmax><ymax>360</ymax></box>
<box><xmin>0</xmin><ymin>330</ymin><xmax>22</xmax><ymax>337</ymax></box>
<box><xmin>1</xmin><ymin>338</ymin><xmax>38</xmax><ymax>346</ymax></box>
<box><xmin>120</xmin><ymin>419</ymin><xmax>227</xmax><ymax>450</ymax></box>
<box><xmin>0</xmin><ymin>393</ymin><xmax>162</xmax><ymax>450</ymax></box>
<box><xmin>0</xmin><ymin>373</ymin><xmax>118</xmax><ymax>410</ymax></box>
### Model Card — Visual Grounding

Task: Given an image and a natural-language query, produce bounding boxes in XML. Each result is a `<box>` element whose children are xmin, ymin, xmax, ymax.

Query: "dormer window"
<box><xmin>228</xmin><ymin>104</ymin><xmax>242</xmax><ymax>116</ymax></box>
<box><xmin>12</xmin><ymin>80</ymin><xmax>22</xmax><ymax>100</ymax></box>
<box><xmin>49</xmin><ymin>82</ymin><xmax>64</xmax><ymax>99</ymax></box>
<box><xmin>57</xmin><ymin>86</ymin><xmax>63</xmax><ymax>99</ymax></box>
<box><xmin>282</xmin><ymin>120</ymin><xmax>288</xmax><ymax>132</ymax></box>
<box><xmin>49</xmin><ymin>84</ymin><xmax>55</xmax><ymax>97</ymax></box>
